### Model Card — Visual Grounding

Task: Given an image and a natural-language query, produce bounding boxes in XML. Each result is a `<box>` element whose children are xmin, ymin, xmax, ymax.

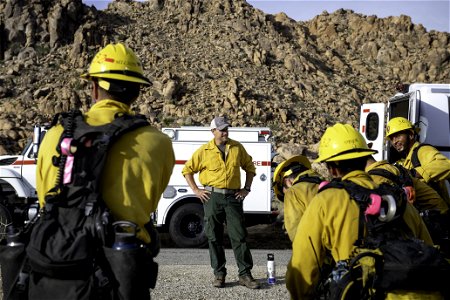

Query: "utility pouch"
<box><xmin>28</xmin><ymin>272</ymin><xmax>94</xmax><ymax>300</ymax></box>
<box><xmin>103</xmin><ymin>246</ymin><xmax>157</xmax><ymax>300</ymax></box>
<box><xmin>0</xmin><ymin>243</ymin><xmax>27</xmax><ymax>300</ymax></box>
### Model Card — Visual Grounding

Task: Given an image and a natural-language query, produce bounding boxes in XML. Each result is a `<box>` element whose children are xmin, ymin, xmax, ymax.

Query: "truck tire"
<box><xmin>0</xmin><ymin>203</ymin><xmax>12</xmax><ymax>241</ymax></box>
<box><xmin>169</xmin><ymin>203</ymin><xmax>208</xmax><ymax>248</ymax></box>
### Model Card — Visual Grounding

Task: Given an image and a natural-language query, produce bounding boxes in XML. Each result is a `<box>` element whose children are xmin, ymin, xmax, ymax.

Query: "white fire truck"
<box><xmin>359</xmin><ymin>83</ymin><xmax>450</xmax><ymax>163</ymax></box>
<box><xmin>156</xmin><ymin>126</ymin><xmax>275</xmax><ymax>247</ymax></box>
<box><xmin>0</xmin><ymin>125</ymin><xmax>276</xmax><ymax>248</ymax></box>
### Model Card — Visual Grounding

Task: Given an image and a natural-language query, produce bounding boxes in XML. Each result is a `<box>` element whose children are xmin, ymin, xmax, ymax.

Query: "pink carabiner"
<box><xmin>60</xmin><ymin>138</ymin><xmax>74</xmax><ymax>184</ymax></box>
<box><xmin>63</xmin><ymin>156</ymin><xmax>74</xmax><ymax>184</ymax></box>
<box><xmin>60</xmin><ymin>138</ymin><xmax>72</xmax><ymax>155</ymax></box>
<box><xmin>318</xmin><ymin>181</ymin><xmax>330</xmax><ymax>190</ymax></box>
<box><xmin>365</xmin><ymin>194</ymin><xmax>381</xmax><ymax>216</ymax></box>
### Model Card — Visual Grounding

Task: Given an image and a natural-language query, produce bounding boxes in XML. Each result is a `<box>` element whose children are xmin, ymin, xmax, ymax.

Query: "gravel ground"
<box><xmin>152</xmin><ymin>249</ymin><xmax>291</xmax><ymax>300</ymax></box>
<box><xmin>152</xmin><ymin>265</ymin><xmax>290</xmax><ymax>300</ymax></box>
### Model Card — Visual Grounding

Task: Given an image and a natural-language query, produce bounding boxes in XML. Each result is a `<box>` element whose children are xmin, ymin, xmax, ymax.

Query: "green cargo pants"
<box><xmin>203</xmin><ymin>191</ymin><xmax>254</xmax><ymax>277</ymax></box>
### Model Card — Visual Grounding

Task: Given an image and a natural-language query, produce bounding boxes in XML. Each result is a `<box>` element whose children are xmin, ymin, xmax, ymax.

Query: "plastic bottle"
<box><xmin>111</xmin><ymin>221</ymin><xmax>139</xmax><ymax>250</ymax></box>
<box><xmin>267</xmin><ymin>253</ymin><xmax>276</xmax><ymax>285</ymax></box>
<box><xmin>6</xmin><ymin>226</ymin><xmax>29</xmax><ymax>291</ymax></box>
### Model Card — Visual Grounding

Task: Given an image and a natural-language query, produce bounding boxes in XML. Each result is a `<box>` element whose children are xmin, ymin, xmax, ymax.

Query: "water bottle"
<box><xmin>111</xmin><ymin>221</ymin><xmax>139</xmax><ymax>250</ymax></box>
<box><xmin>267</xmin><ymin>253</ymin><xmax>276</xmax><ymax>285</ymax></box>
<box><xmin>6</xmin><ymin>225</ymin><xmax>24</xmax><ymax>247</ymax></box>
<box><xmin>6</xmin><ymin>226</ymin><xmax>29</xmax><ymax>291</ymax></box>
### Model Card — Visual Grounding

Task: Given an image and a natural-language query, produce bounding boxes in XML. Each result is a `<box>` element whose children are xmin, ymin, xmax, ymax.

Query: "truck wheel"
<box><xmin>169</xmin><ymin>203</ymin><xmax>208</xmax><ymax>248</ymax></box>
<box><xmin>0</xmin><ymin>203</ymin><xmax>12</xmax><ymax>241</ymax></box>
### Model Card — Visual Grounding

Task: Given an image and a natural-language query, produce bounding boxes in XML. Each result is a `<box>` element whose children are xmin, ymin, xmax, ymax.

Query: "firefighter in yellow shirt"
<box><xmin>286</xmin><ymin>123</ymin><xmax>437</xmax><ymax>300</ymax></box>
<box><xmin>36</xmin><ymin>43</ymin><xmax>175</xmax><ymax>299</ymax></box>
<box><xmin>273</xmin><ymin>155</ymin><xmax>322</xmax><ymax>241</ymax></box>
<box><xmin>182</xmin><ymin>116</ymin><xmax>260</xmax><ymax>289</ymax></box>
<box><xmin>386</xmin><ymin>117</ymin><xmax>450</xmax><ymax>205</ymax></box>
<box><xmin>37</xmin><ymin>43</ymin><xmax>175</xmax><ymax>244</ymax></box>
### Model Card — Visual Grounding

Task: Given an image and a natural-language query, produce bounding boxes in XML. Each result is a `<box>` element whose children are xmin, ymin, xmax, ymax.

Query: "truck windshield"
<box><xmin>22</xmin><ymin>139</ymin><xmax>32</xmax><ymax>157</ymax></box>
<box><xmin>389</xmin><ymin>98</ymin><xmax>409</xmax><ymax>119</ymax></box>
<box><xmin>387</xmin><ymin>97</ymin><xmax>409</xmax><ymax>163</ymax></box>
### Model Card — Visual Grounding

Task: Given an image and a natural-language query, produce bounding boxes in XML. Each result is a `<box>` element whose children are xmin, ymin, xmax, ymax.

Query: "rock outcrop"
<box><xmin>0</xmin><ymin>0</ymin><xmax>448</xmax><ymax>157</ymax></box>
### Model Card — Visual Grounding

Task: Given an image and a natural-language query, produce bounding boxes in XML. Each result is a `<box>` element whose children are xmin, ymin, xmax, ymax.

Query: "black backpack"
<box><xmin>21</xmin><ymin>111</ymin><xmax>149</xmax><ymax>298</ymax></box>
<box><xmin>318</xmin><ymin>180</ymin><xmax>450</xmax><ymax>300</ymax></box>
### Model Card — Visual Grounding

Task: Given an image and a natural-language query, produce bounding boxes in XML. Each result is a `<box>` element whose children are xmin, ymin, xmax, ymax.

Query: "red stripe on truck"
<box><xmin>175</xmin><ymin>160</ymin><xmax>271</xmax><ymax>166</ymax></box>
<box><xmin>255</xmin><ymin>161</ymin><xmax>271</xmax><ymax>166</ymax></box>
<box><xmin>12</xmin><ymin>160</ymin><xmax>36</xmax><ymax>165</ymax></box>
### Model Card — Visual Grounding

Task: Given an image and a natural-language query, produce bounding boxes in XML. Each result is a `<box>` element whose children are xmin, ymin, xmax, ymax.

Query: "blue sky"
<box><xmin>83</xmin><ymin>0</ymin><xmax>449</xmax><ymax>32</ymax></box>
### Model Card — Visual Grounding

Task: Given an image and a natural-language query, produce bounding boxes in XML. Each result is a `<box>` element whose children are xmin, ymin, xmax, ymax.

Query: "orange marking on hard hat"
<box><xmin>105</xmin><ymin>58</ymin><xmax>115</xmax><ymax>63</ymax></box>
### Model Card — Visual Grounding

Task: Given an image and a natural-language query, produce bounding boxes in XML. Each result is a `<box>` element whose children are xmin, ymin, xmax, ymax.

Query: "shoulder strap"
<box><xmin>319</xmin><ymin>180</ymin><xmax>370</xmax><ymax>246</ymax></box>
<box><xmin>68</xmin><ymin>112</ymin><xmax>149</xmax><ymax>147</ymax></box>
<box><xmin>411</xmin><ymin>143</ymin><xmax>432</xmax><ymax>168</ymax></box>
<box><xmin>368</xmin><ymin>165</ymin><xmax>413</xmax><ymax>188</ymax></box>
<box><xmin>319</xmin><ymin>180</ymin><xmax>372</xmax><ymax>207</ymax></box>
<box><xmin>292</xmin><ymin>174</ymin><xmax>323</xmax><ymax>186</ymax></box>
<box><xmin>394</xmin><ymin>164</ymin><xmax>413</xmax><ymax>187</ymax></box>
<box><xmin>368</xmin><ymin>168</ymin><xmax>400</xmax><ymax>185</ymax></box>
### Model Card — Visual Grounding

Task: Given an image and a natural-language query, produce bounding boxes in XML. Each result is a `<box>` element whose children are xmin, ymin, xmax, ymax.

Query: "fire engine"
<box><xmin>0</xmin><ymin>125</ymin><xmax>276</xmax><ymax>248</ymax></box>
<box><xmin>157</xmin><ymin>126</ymin><xmax>275</xmax><ymax>247</ymax></box>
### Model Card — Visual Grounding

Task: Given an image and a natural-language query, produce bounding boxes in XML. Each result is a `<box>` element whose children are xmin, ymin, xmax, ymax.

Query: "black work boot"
<box><xmin>238</xmin><ymin>274</ymin><xmax>260</xmax><ymax>289</ymax></box>
<box><xmin>213</xmin><ymin>275</ymin><xmax>225</xmax><ymax>288</ymax></box>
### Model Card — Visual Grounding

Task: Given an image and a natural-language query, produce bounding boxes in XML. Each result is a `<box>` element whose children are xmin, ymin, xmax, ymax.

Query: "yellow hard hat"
<box><xmin>315</xmin><ymin>123</ymin><xmax>377</xmax><ymax>163</ymax></box>
<box><xmin>273</xmin><ymin>155</ymin><xmax>311</xmax><ymax>201</ymax></box>
<box><xmin>385</xmin><ymin>117</ymin><xmax>416</xmax><ymax>139</ymax></box>
<box><xmin>81</xmin><ymin>43</ymin><xmax>151</xmax><ymax>87</ymax></box>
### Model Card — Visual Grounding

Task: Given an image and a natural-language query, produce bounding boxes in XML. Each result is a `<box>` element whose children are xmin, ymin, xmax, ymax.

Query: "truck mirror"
<box><xmin>32</xmin><ymin>126</ymin><xmax>41</xmax><ymax>159</ymax></box>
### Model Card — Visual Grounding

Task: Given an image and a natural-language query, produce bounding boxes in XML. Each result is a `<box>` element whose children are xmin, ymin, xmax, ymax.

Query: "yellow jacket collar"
<box><xmin>365</xmin><ymin>160</ymin><xmax>389</xmax><ymax>172</ymax></box>
<box><xmin>341</xmin><ymin>170</ymin><xmax>372</xmax><ymax>182</ymax></box>
<box><xmin>90</xmin><ymin>99</ymin><xmax>133</xmax><ymax>113</ymax></box>
<box><xmin>293</xmin><ymin>169</ymin><xmax>319</xmax><ymax>183</ymax></box>
<box><xmin>205</xmin><ymin>138</ymin><xmax>239</xmax><ymax>150</ymax></box>
<box><xmin>85</xmin><ymin>100</ymin><xmax>134</xmax><ymax>125</ymax></box>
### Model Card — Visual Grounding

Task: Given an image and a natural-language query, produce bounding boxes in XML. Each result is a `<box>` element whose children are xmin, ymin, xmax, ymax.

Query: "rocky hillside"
<box><xmin>0</xmin><ymin>0</ymin><xmax>449</xmax><ymax>157</ymax></box>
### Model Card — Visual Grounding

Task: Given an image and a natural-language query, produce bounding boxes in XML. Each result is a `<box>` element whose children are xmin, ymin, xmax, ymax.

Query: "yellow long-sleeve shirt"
<box><xmin>36</xmin><ymin>100</ymin><xmax>175</xmax><ymax>243</ymax></box>
<box><xmin>286</xmin><ymin>170</ymin><xmax>433</xmax><ymax>300</ymax></box>
<box><xmin>181</xmin><ymin>138</ymin><xmax>255</xmax><ymax>189</ymax></box>
<box><xmin>403</xmin><ymin>142</ymin><xmax>450</xmax><ymax>204</ymax></box>
<box><xmin>283</xmin><ymin>170</ymin><xmax>321</xmax><ymax>241</ymax></box>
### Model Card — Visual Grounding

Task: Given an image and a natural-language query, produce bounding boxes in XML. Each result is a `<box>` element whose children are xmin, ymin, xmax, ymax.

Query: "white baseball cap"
<box><xmin>210</xmin><ymin>116</ymin><xmax>230</xmax><ymax>130</ymax></box>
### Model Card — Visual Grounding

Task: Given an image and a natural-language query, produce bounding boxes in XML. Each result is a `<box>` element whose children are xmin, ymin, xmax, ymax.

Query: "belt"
<box><xmin>204</xmin><ymin>186</ymin><xmax>238</xmax><ymax>195</ymax></box>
